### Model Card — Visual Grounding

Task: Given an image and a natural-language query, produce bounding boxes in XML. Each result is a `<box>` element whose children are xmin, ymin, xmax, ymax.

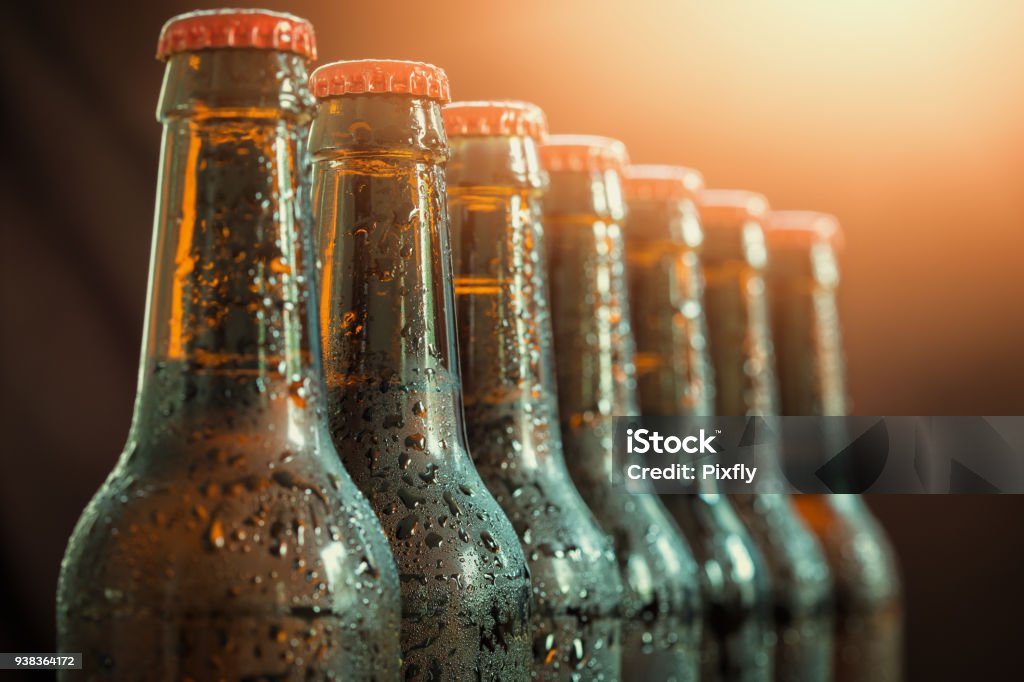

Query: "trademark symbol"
<box><xmin>716</xmin><ymin>429</ymin><xmax>722</xmax><ymax>434</ymax></box>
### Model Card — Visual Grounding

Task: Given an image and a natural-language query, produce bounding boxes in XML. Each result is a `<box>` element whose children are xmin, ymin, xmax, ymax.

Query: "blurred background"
<box><xmin>1</xmin><ymin>1</ymin><xmax>1022</xmax><ymax>679</ymax></box>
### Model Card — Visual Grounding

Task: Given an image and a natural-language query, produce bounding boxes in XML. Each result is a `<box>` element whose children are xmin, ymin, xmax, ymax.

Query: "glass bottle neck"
<box><xmin>625</xmin><ymin>197</ymin><xmax>714</xmax><ymax>417</ymax></box>
<box><xmin>701</xmin><ymin>219</ymin><xmax>779</xmax><ymax>417</ymax></box>
<box><xmin>767</xmin><ymin>244</ymin><xmax>848</xmax><ymax>416</ymax></box>
<box><xmin>447</xmin><ymin>135</ymin><xmax>544</xmax><ymax>189</ymax></box>
<box><xmin>311</xmin><ymin>95</ymin><xmax>464</xmax><ymax>428</ymax></box>
<box><xmin>543</xmin><ymin>168</ymin><xmax>626</xmax><ymax>221</ymax></box>
<box><xmin>545</xmin><ymin>170</ymin><xmax>639</xmax><ymax>482</ymax></box>
<box><xmin>624</xmin><ymin>198</ymin><xmax>704</xmax><ymax>249</ymax></box>
<box><xmin>545</xmin><ymin>169</ymin><xmax>638</xmax><ymax>414</ymax></box>
<box><xmin>132</xmin><ymin>50</ymin><xmax>321</xmax><ymax>444</ymax></box>
<box><xmin>449</xmin><ymin>135</ymin><xmax>561</xmax><ymax>469</ymax></box>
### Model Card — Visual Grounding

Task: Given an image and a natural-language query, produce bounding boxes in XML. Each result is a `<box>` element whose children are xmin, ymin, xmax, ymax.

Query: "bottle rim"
<box><xmin>623</xmin><ymin>164</ymin><xmax>704</xmax><ymax>201</ymax></box>
<box><xmin>698</xmin><ymin>189</ymin><xmax>771</xmax><ymax>225</ymax></box>
<box><xmin>765</xmin><ymin>210</ymin><xmax>844</xmax><ymax>250</ymax></box>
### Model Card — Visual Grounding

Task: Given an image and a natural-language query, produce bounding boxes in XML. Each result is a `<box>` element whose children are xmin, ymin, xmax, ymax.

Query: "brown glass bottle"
<box><xmin>444</xmin><ymin>102</ymin><xmax>625</xmax><ymax>681</ymax></box>
<box><xmin>764</xmin><ymin>211</ymin><xmax>903</xmax><ymax>682</ymax></box>
<box><xmin>311</xmin><ymin>62</ymin><xmax>533</xmax><ymax>681</ymax></box>
<box><xmin>542</xmin><ymin>136</ymin><xmax>702</xmax><ymax>682</ymax></box>
<box><xmin>623</xmin><ymin>167</ymin><xmax>775</xmax><ymax>682</ymax></box>
<box><xmin>699</xmin><ymin>190</ymin><xmax>833</xmax><ymax>681</ymax></box>
<box><xmin>56</xmin><ymin>11</ymin><xmax>402</xmax><ymax>680</ymax></box>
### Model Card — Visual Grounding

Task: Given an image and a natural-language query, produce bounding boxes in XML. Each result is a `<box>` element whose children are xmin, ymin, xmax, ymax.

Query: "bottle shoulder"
<box><xmin>591</xmin><ymin>494</ymin><xmax>703</xmax><ymax>616</ymax></box>
<box><xmin>485</xmin><ymin>462</ymin><xmax>624</xmax><ymax>613</ymax></box>
<box><xmin>795</xmin><ymin>496</ymin><xmax>902</xmax><ymax>604</ymax></box>
<box><xmin>330</xmin><ymin>437</ymin><xmax>532</xmax><ymax>604</ymax></box>
<box><xmin>57</xmin><ymin>446</ymin><xmax>399</xmax><ymax>617</ymax></box>
<box><xmin>663</xmin><ymin>494</ymin><xmax>774</xmax><ymax>610</ymax></box>
<box><xmin>730</xmin><ymin>494</ymin><xmax>833</xmax><ymax>610</ymax></box>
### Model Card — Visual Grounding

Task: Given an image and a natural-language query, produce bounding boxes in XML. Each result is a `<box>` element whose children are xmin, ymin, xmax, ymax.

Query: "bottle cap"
<box><xmin>442</xmin><ymin>101</ymin><xmax>548</xmax><ymax>141</ymax></box>
<box><xmin>310</xmin><ymin>60</ymin><xmax>451</xmax><ymax>102</ymax></box>
<box><xmin>698</xmin><ymin>189</ymin><xmax>770</xmax><ymax>225</ymax></box>
<box><xmin>540</xmin><ymin>135</ymin><xmax>630</xmax><ymax>172</ymax></box>
<box><xmin>623</xmin><ymin>165</ymin><xmax>704</xmax><ymax>201</ymax></box>
<box><xmin>765</xmin><ymin>211</ymin><xmax>843</xmax><ymax>250</ymax></box>
<box><xmin>157</xmin><ymin>9</ymin><xmax>316</xmax><ymax>61</ymax></box>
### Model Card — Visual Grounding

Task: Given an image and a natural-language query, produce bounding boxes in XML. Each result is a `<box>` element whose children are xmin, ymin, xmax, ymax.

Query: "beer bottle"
<box><xmin>311</xmin><ymin>62</ymin><xmax>533</xmax><ymax>680</ymax></box>
<box><xmin>445</xmin><ymin>102</ymin><xmax>625</xmax><ymax>681</ymax></box>
<box><xmin>764</xmin><ymin>211</ymin><xmax>903</xmax><ymax>682</ymax></box>
<box><xmin>542</xmin><ymin>136</ymin><xmax>702</xmax><ymax>682</ymax></box>
<box><xmin>699</xmin><ymin>190</ymin><xmax>833</xmax><ymax>681</ymax></box>
<box><xmin>57</xmin><ymin>10</ymin><xmax>402</xmax><ymax>679</ymax></box>
<box><xmin>622</xmin><ymin>166</ymin><xmax>774</xmax><ymax>681</ymax></box>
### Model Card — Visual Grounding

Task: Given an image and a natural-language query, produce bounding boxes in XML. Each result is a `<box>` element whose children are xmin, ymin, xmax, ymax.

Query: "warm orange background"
<box><xmin>329</xmin><ymin>0</ymin><xmax>1024</xmax><ymax>417</ymax></box>
<box><xmin>1</xmin><ymin>2</ymin><xmax>1022</xmax><ymax>680</ymax></box>
<box><xmin>311</xmin><ymin>0</ymin><xmax>1020</xmax><ymax>414</ymax></box>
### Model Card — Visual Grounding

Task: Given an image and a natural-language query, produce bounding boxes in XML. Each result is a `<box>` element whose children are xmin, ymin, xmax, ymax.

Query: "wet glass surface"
<box><xmin>313</xmin><ymin>94</ymin><xmax>532</xmax><ymax>680</ymax></box>
<box><xmin>625</xmin><ymin>193</ymin><xmax>775</xmax><ymax>681</ymax></box>
<box><xmin>545</xmin><ymin>160</ymin><xmax>702</xmax><ymax>682</ymax></box>
<box><xmin>57</xmin><ymin>49</ymin><xmax>402</xmax><ymax>680</ymax></box>
<box><xmin>449</xmin><ymin>132</ymin><xmax>625</xmax><ymax>681</ymax></box>
<box><xmin>701</xmin><ymin>215</ymin><xmax>834</xmax><ymax>681</ymax></box>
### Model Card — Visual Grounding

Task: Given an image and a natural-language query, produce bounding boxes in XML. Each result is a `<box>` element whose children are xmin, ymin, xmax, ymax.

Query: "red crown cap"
<box><xmin>765</xmin><ymin>211</ymin><xmax>843</xmax><ymax>250</ymax></box>
<box><xmin>442</xmin><ymin>101</ymin><xmax>548</xmax><ymax>141</ymax></box>
<box><xmin>624</xmin><ymin>165</ymin><xmax>704</xmax><ymax>201</ymax></box>
<box><xmin>310</xmin><ymin>60</ymin><xmax>451</xmax><ymax>102</ymax></box>
<box><xmin>698</xmin><ymin>189</ymin><xmax>771</xmax><ymax>225</ymax></box>
<box><xmin>540</xmin><ymin>135</ymin><xmax>630</xmax><ymax>173</ymax></box>
<box><xmin>156</xmin><ymin>9</ymin><xmax>316</xmax><ymax>61</ymax></box>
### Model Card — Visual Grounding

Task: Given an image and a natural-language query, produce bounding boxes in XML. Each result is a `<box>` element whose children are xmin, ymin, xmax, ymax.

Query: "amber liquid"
<box><xmin>56</xmin><ymin>50</ymin><xmax>401</xmax><ymax>680</ymax></box>
<box><xmin>313</xmin><ymin>95</ymin><xmax>532</xmax><ymax>681</ymax></box>
<box><xmin>545</xmin><ymin>170</ymin><xmax>702</xmax><ymax>682</ymax></box>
